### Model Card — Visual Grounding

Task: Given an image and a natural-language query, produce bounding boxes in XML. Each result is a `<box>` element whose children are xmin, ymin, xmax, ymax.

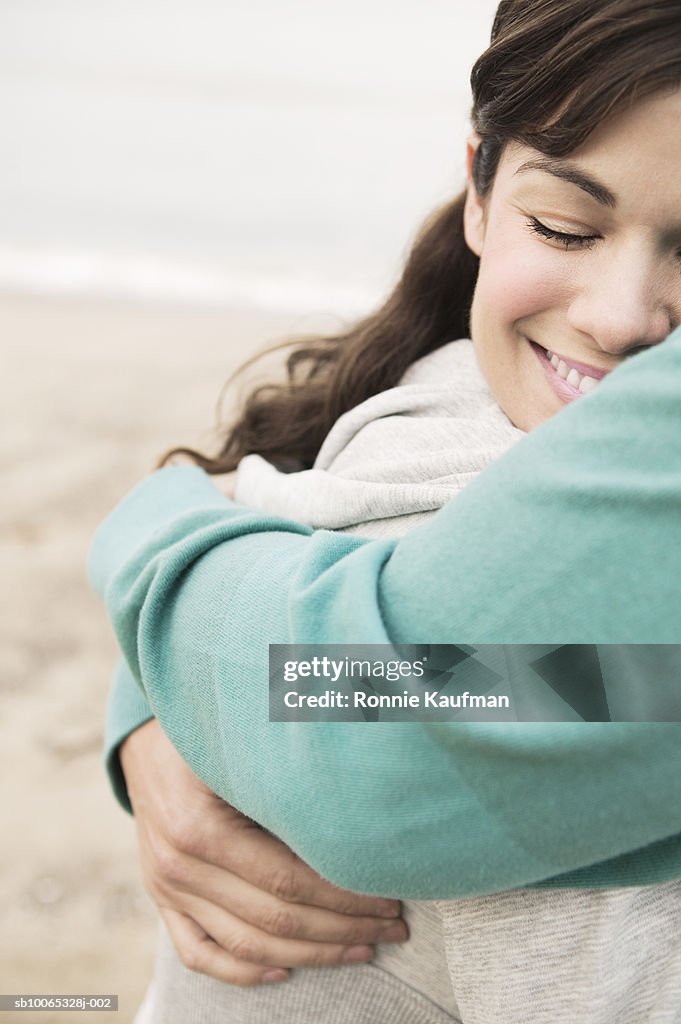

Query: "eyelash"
<box><xmin>527</xmin><ymin>216</ymin><xmax>600</xmax><ymax>251</ymax></box>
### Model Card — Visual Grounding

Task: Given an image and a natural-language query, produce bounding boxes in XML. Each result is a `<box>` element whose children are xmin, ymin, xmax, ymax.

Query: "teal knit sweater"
<box><xmin>91</xmin><ymin>328</ymin><xmax>681</xmax><ymax>899</ymax></box>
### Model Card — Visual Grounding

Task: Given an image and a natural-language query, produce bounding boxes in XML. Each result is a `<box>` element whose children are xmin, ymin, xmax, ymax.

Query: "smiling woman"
<box><xmin>92</xmin><ymin>2</ymin><xmax>681</xmax><ymax>1023</ymax></box>
<box><xmin>465</xmin><ymin>89</ymin><xmax>681</xmax><ymax>429</ymax></box>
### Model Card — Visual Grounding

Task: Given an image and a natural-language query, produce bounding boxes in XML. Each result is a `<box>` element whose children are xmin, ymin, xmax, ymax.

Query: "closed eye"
<box><xmin>526</xmin><ymin>216</ymin><xmax>600</xmax><ymax>251</ymax></box>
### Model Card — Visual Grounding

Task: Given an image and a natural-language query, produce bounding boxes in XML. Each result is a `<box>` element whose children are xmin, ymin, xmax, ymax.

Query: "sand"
<box><xmin>0</xmin><ymin>293</ymin><xmax>333</xmax><ymax>1022</ymax></box>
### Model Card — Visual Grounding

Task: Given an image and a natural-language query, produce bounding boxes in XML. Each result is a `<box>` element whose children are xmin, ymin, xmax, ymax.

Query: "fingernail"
<box><xmin>380</xmin><ymin>924</ymin><xmax>408</xmax><ymax>943</ymax></box>
<box><xmin>342</xmin><ymin>945</ymin><xmax>374</xmax><ymax>963</ymax></box>
<box><xmin>262</xmin><ymin>969</ymin><xmax>288</xmax><ymax>984</ymax></box>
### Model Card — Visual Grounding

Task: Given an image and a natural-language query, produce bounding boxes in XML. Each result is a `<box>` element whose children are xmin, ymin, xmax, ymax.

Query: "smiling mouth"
<box><xmin>530</xmin><ymin>341</ymin><xmax>611</xmax><ymax>399</ymax></box>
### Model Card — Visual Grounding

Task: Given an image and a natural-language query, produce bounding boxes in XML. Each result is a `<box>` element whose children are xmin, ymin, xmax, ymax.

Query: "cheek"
<box><xmin>474</xmin><ymin>231</ymin><xmax>569</xmax><ymax>328</ymax></box>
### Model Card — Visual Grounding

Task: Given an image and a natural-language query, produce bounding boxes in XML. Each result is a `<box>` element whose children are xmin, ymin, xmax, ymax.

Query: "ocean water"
<box><xmin>0</xmin><ymin>1</ymin><xmax>498</xmax><ymax>314</ymax></box>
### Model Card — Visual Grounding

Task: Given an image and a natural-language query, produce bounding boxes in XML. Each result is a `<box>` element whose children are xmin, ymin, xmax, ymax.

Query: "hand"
<box><xmin>120</xmin><ymin>719</ymin><xmax>407</xmax><ymax>985</ymax></box>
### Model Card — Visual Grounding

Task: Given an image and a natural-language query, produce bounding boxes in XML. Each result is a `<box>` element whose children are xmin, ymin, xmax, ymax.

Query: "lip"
<box><xmin>529</xmin><ymin>341</ymin><xmax>612</xmax><ymax>404</ymax></box>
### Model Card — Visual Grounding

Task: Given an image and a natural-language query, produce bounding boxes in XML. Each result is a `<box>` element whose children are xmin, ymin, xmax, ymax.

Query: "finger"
<box><xmin>183</xmin><ymin>894</ymin><xmax>378</xmax><ymax>969</ymax></box>
<box><xmin>160</xmin><ymin>908</ymin><xmax>289</xmax><ymax>986</ymax></box>
<box><xmin>152</xmin><ymin>846</ymin><xmax>408</xmax><ymax>946</ymax></box>
<box><xmin>187</xmin><ymin>810</ymin><xmax>400</xmax><ymax>918</ymax></box>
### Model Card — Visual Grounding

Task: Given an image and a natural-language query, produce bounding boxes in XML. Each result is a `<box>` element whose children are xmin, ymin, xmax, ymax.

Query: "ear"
<box><xmin>463</xmin><ymin>132</ymin><xmax>486</xmax><ymax>257</ymax></box>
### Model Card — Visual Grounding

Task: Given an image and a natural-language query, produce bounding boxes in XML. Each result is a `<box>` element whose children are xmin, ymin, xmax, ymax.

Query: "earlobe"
<box><xmin>463</xmin><ymin>133</ymin><xmax>486</xmax><ymax>257</ymax></box>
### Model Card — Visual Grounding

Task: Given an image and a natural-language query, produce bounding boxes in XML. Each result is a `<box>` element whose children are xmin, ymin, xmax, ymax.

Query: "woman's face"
<box><xmin>464</xmin><ymin>88</ymin><xmax>681</xmax><ymax>431</ymax></box>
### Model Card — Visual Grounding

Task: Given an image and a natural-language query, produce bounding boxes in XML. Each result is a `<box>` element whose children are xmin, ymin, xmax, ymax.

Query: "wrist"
<box><xmin>119</xmin><ymin>718</ymin><xmax>159</xmax><ymax>792</ymax></box>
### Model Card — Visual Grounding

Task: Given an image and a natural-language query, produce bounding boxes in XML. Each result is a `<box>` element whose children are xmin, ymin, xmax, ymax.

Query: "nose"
<box><xmin>567</xmin><ymin>249</ymin><xmax>674</xmax><ymax>356</ymax></box>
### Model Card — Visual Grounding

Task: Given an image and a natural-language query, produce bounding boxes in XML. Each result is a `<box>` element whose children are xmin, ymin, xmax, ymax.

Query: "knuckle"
<box><xmin>268</xmin><ymin>866</ymin><xmax>299</xmax><ymax>902</ymax></box>
<box><xmin>228</xmin><ymin>935</ymin><xmax>265</xmax><ymax>965</ymax></box>
<box><xmin>335</xmin><ymin>895</ymin><xmax>370</xmax><ymax>916</ymax></box>
<box><xmin>178</xmin><ymin>944</ymin><xmax>205</xmax><ymax>974</ymax></box>
<box><xmin>166</xmin><ymin>820</ymin><xmax>201</xmax><ymax>857</ymax></box>
<box><xmin>154</xmin><ymin>844</ymin><xmax>188</xmax><ymax>887</ymax></box>
<box><xmin>339</xmin><ymin>921</ymin><xmax>369</xmax><ymax>945</ymax></box>
<box><xmin>258</xmin><ymin>905</ymin><xmax>297</xmax><ymax>939</ymax></box>
<box><xmin>144</xmin><ymin>870</ymin><xmax>169</xmax><ymax>902</ymax></box>
<box><xmin>305</xmin><ymin>944</ymin><xmax>338</xmax><ymax>967</ymax></box>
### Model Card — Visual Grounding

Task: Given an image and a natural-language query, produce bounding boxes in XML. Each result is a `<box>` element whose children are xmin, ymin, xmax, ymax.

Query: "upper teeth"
<box><xmin>545</xmin><ymin>350</ymin><xmax>599</xmax><ymax>394</ymax></box>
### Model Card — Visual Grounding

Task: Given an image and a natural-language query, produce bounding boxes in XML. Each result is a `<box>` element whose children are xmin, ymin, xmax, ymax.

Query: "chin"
<box><xmin>500</xmin><ymin>397</ymin><xmax>554</xmax><ymax>433</ymax></box>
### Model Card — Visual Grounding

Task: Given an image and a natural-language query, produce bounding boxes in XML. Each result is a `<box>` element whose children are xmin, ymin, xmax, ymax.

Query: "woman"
<box><xmin>92</xmin><ymin>0</ymin><xmax>681</xmax><ymax>1020</ymax></box>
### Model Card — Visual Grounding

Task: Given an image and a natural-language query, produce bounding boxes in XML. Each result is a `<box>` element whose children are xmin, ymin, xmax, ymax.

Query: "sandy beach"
<box><xmin>0</xmin><ymin>292</ymin><xmax>331</xmax><ymax>1022</ymax></box>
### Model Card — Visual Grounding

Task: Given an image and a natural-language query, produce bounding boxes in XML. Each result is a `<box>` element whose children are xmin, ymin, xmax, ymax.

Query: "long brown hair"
<box><xmin>165</xmin><ymin>0</ymin><xmax>681</xmax><ymax>473</ymax></box>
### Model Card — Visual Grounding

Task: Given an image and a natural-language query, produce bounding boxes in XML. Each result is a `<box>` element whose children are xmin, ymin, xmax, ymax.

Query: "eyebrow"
<box><xmin>514</xmin><ymin>158</ymin><xmax>617</xmax><ymax>208</ymax></box>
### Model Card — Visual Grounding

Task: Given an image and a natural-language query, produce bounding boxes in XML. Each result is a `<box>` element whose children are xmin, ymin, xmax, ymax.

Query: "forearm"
<box><xmin>91</xmin><ymin>328</ymin><xmax>681</xmax><ymax>897</ymax></box>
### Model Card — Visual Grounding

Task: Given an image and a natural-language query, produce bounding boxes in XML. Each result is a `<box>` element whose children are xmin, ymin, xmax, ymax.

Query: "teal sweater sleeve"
<box><xmin>90</xmin><ymin>329</ymin><xmax>681</xmax><ymax>898</ymax></box>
